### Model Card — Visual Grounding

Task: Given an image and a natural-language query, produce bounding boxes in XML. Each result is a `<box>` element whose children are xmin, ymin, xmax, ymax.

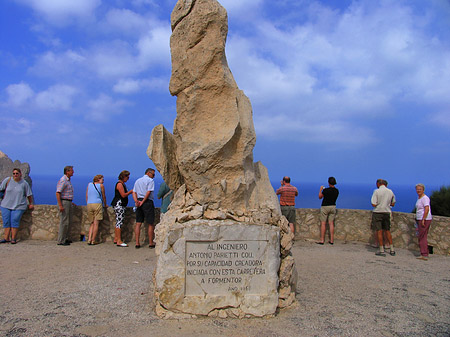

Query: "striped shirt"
<box><xmin>276</xmin><ymin>184</ymin><xmax>298</xmax><ymax>206</ymax></box>
<box><xmin>56</xmin><ymin>175</ymin><xmax>74</xmax><ymax>201</ymax></box>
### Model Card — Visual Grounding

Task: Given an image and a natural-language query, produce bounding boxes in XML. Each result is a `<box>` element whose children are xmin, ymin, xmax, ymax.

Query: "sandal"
<box><xmin>135</xmin><ymin>244</ymin><xmax>141</xmax><ymax>249</ymax></box>
<box><xmin>10</xmin><ymin>239</ymin><xmax>17</xmax><ymax>244</ymax></box>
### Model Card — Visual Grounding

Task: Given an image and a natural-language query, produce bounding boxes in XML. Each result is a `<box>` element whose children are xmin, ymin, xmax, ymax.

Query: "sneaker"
<box><xmin>117</xmin><ymin>242</ymin><xmax>128</xmax><ymax>247</ymax></box>
<box><xmin>375</xmin><ymin>251</ymin><xmax>386</xmax><ymax>257</ymax></box>
<box><xmin>390</xmin><ymin>250</ymin><xmax>396</xmax><ymax>256</ymax></box>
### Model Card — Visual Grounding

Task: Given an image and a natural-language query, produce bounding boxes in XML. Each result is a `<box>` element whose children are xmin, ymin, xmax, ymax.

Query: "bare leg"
<box><xmin>135</xmin><ymin>222</ymin><xmax>142</xmax><ymax>246</ymax></box>
<box><xmin>148</xmin><ymin>224</ymin><xmax>155</xmax><ymax>246</ymax></box>
<box><xmin>329</xmin><ymin>221</ymin><xmax>334</xmax><ymax>244</ymax></box>
<box><xmin>289</xmin><ymin>223</ymin><xmax>295</xmax><ymax>235</ymax></box>
<box><xmin>377</xmin><ymin>230</ymin><xmax>384</xmax><ymax>252</ymax></box>
<box><xmin>115</xmin><ymin>228</ymin><xmax>123</xmax><ymax>245</ymax></box>
<box><xmin>4</xmin><ymin>227</ymin><xmax>11</xmax><ymax>241</ymax></box>
<box><xmin>318</xmin><ymin>221</ymin><xmax>326</xmax><ymax>243</ymax></box>
<box><xmin>88</xmin><ymin>223</ymin><xmax>94</xmax><ymax>243</ymax></box>
<box><xmin>92</xmin><ymin>219</ymin><xmax>99</xmax><ymax>243</ymax></box>
<box><xmin>384</xmin><ymin>230</ymin><xmax>393</xmax><ymax>246</ymax></box>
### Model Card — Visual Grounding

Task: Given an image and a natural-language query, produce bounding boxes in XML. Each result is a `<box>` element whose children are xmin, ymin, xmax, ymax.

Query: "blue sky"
<box><xmin>1</xmin><ymin>0</ymin><xmax>449</xmax><ymax>188</ymax></box>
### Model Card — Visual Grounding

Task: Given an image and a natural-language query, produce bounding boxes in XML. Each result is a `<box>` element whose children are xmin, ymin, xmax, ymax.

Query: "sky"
<box><xmin>1</xmin><ymin>0</ymin><xmax>450</xmax><ymax>189</ymax></box>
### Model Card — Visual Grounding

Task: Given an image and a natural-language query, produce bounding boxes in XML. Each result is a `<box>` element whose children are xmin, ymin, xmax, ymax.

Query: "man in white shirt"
<box><xmin>371</xmin><ymin>179</ymin><xmax>396</xmax><ymax>256</ymax></box>
<box><xmin>132</xmin><ymin>168</ymin><xmax>156</xmax><ymax>249</ymax></box>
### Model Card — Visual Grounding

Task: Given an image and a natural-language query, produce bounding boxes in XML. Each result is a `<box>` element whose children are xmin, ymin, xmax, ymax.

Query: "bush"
<box><xmin>430</xmin><ymin>186</ymin><xmax>450</xmax><ymax>217</ymax></box>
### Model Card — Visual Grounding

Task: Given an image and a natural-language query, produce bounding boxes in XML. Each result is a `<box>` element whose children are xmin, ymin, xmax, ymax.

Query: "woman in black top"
<box><xmin>317</xmin><ymin>177</ymin><xmax>339</xmax><ymax>245</ymax></box>
<box><xmin>111</xmin><ymin>170</ymin><xmax>133</xmax><ymax>247</ymax></box>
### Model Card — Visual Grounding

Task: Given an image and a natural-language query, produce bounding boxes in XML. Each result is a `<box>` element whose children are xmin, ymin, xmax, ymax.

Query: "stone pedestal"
<box><xmin>155</xmin><ymin>220</ymin><xmax>280</xmax><ymax>318</ymax></box>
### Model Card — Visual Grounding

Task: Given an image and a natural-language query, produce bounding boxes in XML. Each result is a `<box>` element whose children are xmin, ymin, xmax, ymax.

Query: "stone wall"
<box><xmin>1</xmin><ymin>206</ymin><xmax>449</xmax><ymax>255</ymax></box>
<box><xmin>0</xmin><ymin>205</ymin><xmax>160</xmax><ymax>245</ymax></box>
<box><xmin>295</xmin><ymin>208</ymin><xmax>450</xmax><ymax>255</ymax></box>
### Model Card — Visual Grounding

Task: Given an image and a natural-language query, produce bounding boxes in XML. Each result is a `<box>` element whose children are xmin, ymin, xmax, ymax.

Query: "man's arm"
<box><xmin>56</xmin><ymin>192</ymin><xmax>64</xmax><ymax>212</ymax></box>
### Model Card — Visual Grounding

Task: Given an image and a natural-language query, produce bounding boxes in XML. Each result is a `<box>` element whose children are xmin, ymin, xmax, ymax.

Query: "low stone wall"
<box><xmin>295</xmin><ymin>208</ymin><xmax>450</xmax><ymax>255</ymax></box>
<box><xmin>0</xmin><ymin>205</ymin><xmax>160</xmax><ymax>245</ymax></box>
<box><xmin>1</xmin><ymin>206</ymin><xmax>449</xmax><ymax>255</ymax></box>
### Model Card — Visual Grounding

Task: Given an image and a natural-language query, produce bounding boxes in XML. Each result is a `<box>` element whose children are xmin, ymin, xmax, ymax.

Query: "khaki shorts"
<box><xmin>320</xmin><ymin>205</ymin><xmax>337</xmax><ymax>223</ymax></box>
<box><xmin>281</xmin><ymin>205</ymin><xmax>296</xmax><ymax>224</ymax></box>
<box><xmin>87</xmin><ymin>203</ymin><xmax>103</xmax><ymax>222</ymax></box>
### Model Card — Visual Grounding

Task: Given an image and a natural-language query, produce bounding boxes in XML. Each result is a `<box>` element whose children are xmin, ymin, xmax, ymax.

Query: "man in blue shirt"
<box><xmin>132</xmin><ymin>168</ymin><xmax>156</xmax><ymax>248</ymax></box>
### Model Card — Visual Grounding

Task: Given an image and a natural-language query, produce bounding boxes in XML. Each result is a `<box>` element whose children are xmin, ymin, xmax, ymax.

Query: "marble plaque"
<box><xmin>185</xmin><ymin>240</ymin><xmax>268</xmax><ymax>296</ymax></box>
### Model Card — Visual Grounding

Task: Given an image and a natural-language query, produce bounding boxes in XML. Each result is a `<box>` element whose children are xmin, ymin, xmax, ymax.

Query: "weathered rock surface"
<box><xmin>0</xmin><ymin>150</ymin><xmax>32</xmax><ymax>187</ymax></box>
<box><xmin>147</xmin><ymin>0</ymin><xmax>297</xmax><ymax>318</ymax></box>
<box><xmin>147</xmin><ymin>0</ymin><xmax>279</xmax><ymax>215</ymax></box>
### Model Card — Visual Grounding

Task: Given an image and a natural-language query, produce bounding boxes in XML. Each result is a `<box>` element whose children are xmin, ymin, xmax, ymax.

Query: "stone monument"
<box><xmin>0</xmin><ymin>151</ymin><xmax>32</xmax><ymax>188</ymax></box>
<box><xmin>148</xmin><ymin>0</ymin><xmax>297</xmax><ymax>318</ymax></box>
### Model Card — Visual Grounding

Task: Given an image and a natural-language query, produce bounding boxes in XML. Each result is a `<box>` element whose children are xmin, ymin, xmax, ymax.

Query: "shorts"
<box><xmin>136</xmin><ymin>199</ymin><xmax>155</xmax><ymax>225</ymax></box>
<box><xmin>371</xmin><ymin>212</ymin><xmax>391</xmax><ymax>231</ymax></box>
<box><xmin>281</xmin><ymin>205</ymin><xmax>296</xmax><ymax>224</ymax></box>
<box><xmin>87</xmin><ymin>203</ymin><xmax>103</xmax><ymax>222</ymax></box>
<box><xmin>319</xmin><ymin>205</ymin><xmax>336</xmax><ymax>223</ymax></box>
<box><xmin>1</xmin><ymin>207</ymin><xmax>25</xmax><ymax>228</ymax></box>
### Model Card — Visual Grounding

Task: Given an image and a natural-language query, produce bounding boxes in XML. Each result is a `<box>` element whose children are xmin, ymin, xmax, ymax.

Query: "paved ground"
<box><xmin>0</xmin><ymin>239</ymin><xmax>449</xmax><ymax>337</ymax></box>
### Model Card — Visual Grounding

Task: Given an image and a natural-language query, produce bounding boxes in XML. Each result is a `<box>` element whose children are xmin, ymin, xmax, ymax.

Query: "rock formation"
<box><xmin>148</xmin><ymin>0</ymin><xmax>297</xmax><ymax>318</ymax></box>
<box><xmin>0</xmin><ymin>151</ymin><xmax>32</xmax><ymax>187</ymax></box>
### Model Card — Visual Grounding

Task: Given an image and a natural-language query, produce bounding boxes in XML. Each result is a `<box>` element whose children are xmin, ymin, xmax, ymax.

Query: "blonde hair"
<box><xmin>93</xmin><ymin>174</ymin><xmax>103</xmax><ymax>183</ymax></box>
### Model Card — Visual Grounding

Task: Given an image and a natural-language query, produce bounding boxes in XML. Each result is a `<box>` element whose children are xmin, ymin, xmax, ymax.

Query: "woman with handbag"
<box><xmin>0</xmin><ymin>168</ymin><xmax>34</xmax><ymax>244</ymax></box>
<box><xmin>86</xmin><ymin>174</ymin><xmax>107</xmax><ymax>245</ymax></box>
<box><xmin>111</xmin><ymin>170</ymin><xmax>133</xmax><ymax>247</ymax></box>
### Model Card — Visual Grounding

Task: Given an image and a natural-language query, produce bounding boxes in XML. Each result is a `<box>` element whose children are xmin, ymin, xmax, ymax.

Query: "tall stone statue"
<box><xmin>148</xmin><ymin>0</ymin><xmax>297</xmax><ymax>318</ymax></box>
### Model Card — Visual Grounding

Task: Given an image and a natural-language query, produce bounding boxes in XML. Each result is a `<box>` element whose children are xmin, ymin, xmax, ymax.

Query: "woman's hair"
<box><xmin>12</xmin><ymin>168</ymin><xmax>22</xmax><ymax>174</ymax></box>
<box><xmin>93</xmin><ymin>174</ymin><xmax>103</xmax><ymax>183</ymax></box>
<box><xmin>328</xmin><ymin>176</ymin><xmax>337</xmax><ymax>185</ymax></box>
<box><xmin>118</xmin><ymin>170</ymin><xmax>130</xmax><ymax>180</ymax></box>
<box><xmin>415</xmin><ymin>183</ymin><xmax>425</xmax><ymax>190</ymax></box>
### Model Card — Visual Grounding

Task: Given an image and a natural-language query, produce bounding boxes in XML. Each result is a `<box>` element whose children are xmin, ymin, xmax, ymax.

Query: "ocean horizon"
<box><xmin>28</xmin><ymin>174</ymin><xmax>440</xmax><ymax>214</ymax></box>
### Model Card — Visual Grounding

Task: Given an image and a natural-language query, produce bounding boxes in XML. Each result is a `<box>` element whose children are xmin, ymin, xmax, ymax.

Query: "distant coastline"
<box><xmin>30</xmin><ymin>174</ymin><xmax>440</xmax><ymax>213</ymax></box>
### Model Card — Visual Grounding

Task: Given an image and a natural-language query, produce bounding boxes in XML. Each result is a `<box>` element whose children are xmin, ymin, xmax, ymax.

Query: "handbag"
<box><xmin>0</xmin><ymin>177</ymin><xmax>11</xmax><ymax>199</ymax></box>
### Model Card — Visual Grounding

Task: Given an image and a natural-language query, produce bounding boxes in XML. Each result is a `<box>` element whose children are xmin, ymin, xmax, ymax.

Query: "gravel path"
<box><xmin>1</xmin><ymin>240</ymin><xmax>449</xmax><ymax>337</ymax></box>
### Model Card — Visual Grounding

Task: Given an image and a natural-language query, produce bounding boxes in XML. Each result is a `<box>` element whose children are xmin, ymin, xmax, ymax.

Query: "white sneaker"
<box><xmin>117</xmin><ymin>242</ymin><xmax>128</xmax><ymax>247</ymax></box>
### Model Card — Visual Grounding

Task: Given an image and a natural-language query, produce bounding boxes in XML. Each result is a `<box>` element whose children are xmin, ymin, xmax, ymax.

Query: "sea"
<box><xmin>30</xmin><ymin>175</ymin><xmax>439</xmax><ymax>213</ymax></box>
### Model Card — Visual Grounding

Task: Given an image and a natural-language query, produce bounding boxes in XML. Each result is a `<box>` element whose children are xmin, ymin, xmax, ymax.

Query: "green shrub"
<box><xmin>430</xmin><ymin>186</ymin><xmax>450</xmax><ymax>217</ymax></box>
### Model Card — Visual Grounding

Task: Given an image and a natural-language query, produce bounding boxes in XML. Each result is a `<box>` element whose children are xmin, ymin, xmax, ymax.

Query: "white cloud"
<box><xmin>5</xmin><ymin>82</ymin><xmax>34</xmax><ymax>106</ymax></box>
<box><xmin>35</xmin><ymin>84</ymin><xmax>78</xmax><ymax>111</ymax></box>
<box><xmin>15</xmin><ymin>0</ymin><xmax>101</xmax><ymax>25</ymax></box>
<box><xmin>0</xmin><ymin>117</ymin><xmax>33</xmax><ymax>135</ymax></box>
<box><xmin>87</xmin><ymin>94</ymin><xmax>130</xmax><ymax>121</ymax></box>
<box><xmin>103</xmin><ymin>8</ymin><xmax>149</xmax><ymax>35</ymax></box>
<box><xmin>113</xmin><ymin>78</ymin><xmax>167</xmax><ymax>94</ymax></box>
<box><xmin>225</xmin><ymin>0</ymin><xmax>450</xmax><ymax>144</ymax></box>
<box><xmin>30</xmin><ymin>50</ymin><xmax>86</xmax><ymax>78</ymax></box>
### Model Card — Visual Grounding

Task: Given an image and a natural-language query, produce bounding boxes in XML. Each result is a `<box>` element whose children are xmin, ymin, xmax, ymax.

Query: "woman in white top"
<box><xmin>415</xmin><ymin>183</ymin><xmax>432</xmax><ymax>260</ymax></box>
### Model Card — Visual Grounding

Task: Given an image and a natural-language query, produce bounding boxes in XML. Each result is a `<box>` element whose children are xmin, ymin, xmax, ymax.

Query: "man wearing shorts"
<box><xmin>371</xmin><ymin>179</ymin><xmax>396</xmax><ymax>256</ymax></box>
<box><xmin>317</xmin><ymin>177</ymin><xmax>339</xmax><ymax>245</ymax></box>
<box><xmin>276</xmin><ymin>176</ymin><xmax>298</xmax><ymax>234</ymax></box>
<box><xmin>132</xmin><ymin>168</ymin><xmax>156</xmax><ymax>249</ymax></box>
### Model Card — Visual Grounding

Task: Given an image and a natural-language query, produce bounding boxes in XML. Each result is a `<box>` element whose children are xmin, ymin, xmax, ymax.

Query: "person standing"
<box><xmin>86</xmin><ymin>175</ymin><xmax>107</xmax><ymax>245</ymax></box>
<box><xmin>132</xmin><ymin>168</ymin><xmax>156</xmax><ymax>249</ymax></box>
<box><xmin>111</xmin><ymin>170</ymin><xmax>133</xmax><ymax>247</ymax></box>
<box><xmin>0</xmin><ymin>168</ymin><xmax>34</xmax><ymax>244</ymax></box>
<box><xmin>56</xmin><ymin>166</ymin><xmax>74</xmax><ymax>246</ymax></box>
<box><xmin>276</xmin><ymin>176</ymin><xmax>298</xmax><ymax>234</ymax></box>
<box><xmin>415</xmin><ymin>183</ymin><xmax>432</xmax><ymax>261</ymax></box>
<box><xmin>317</xmin><ymin>177</ymin><xmax>339</xmax><ymax>245</ymax></box>
<box><xmin>371</xmin><ymin>179</ymin><xmax>396</xmax><ymax>256</ymax></box>
<box><xmin>157</xmin><ymin>180</ymin><xmax>172</xmax><ymax>218</ymax></box>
